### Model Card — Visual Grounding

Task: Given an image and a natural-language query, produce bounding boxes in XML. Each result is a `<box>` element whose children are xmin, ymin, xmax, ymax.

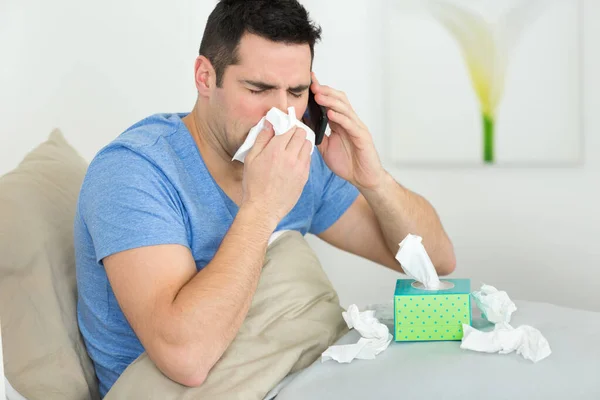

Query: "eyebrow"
<box><xmin>242</xmin><ymin>80</ymin><xmax>310</xmax><ymax>92</ymax></box>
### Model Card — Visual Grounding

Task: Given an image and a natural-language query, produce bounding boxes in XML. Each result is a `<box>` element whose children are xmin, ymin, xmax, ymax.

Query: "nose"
<box><xmin>273</xmin><ymin>90</ymin><xmax>289</xmax><ymax>113</ymax></box>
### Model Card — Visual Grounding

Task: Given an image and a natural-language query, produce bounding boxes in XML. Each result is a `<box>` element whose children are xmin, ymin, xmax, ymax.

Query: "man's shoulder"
<box><xmin>88</xmin><ymin>113</ymin><xmax>190</xmax><ymax>174</ymax></box>
<box><xmin>108</xmin><ymin>112</ymin><xmax>188</xmax><ymax>153</ymax></box>
<box><xmin>79</xmin><ymin>113</ymin><xmax>193</xmax><ymax>200</ymax></box>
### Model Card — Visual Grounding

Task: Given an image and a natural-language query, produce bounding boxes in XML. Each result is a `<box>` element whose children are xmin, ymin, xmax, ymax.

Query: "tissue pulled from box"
<box><xmin>321</xmin><ymin>304</ymin><xmax>392</xmax><ymax>363</ymax></box>
<box><xmin>461</xmin><ymin>322</ymin><xmax>552</xmax><ymax>363</ymax></box>
<box><xmin>461</xmin><ymin>284</ymin><xmax>551</xmax><ymax>363</ymax></box>
<box><xmin>232</xmin><ymin>106</ymin><xmax>318</xmax><ymax>163</ymax></box>
<box><xmin>472</xmin><ymin>284</ymin><xmax>517</xmax><ymax>324</ymax></box>
<box><xmin>395</xmin><ymin>234</ymin><xmax>441</xmax><ymax>290</ymax></box>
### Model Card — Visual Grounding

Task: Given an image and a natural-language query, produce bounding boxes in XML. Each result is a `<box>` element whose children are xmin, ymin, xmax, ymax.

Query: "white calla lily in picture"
<box><xmin>384</xmin><ymin>0</ymin><xmax>582</xmax><ymax>166</ymax></box>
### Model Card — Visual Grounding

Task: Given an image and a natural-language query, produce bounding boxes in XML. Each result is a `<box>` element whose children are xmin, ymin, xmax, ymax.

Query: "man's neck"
<box><xmin>183</xmin><ymin>106</ymin><xmax>244</xmax><ymax>184</ymax></box>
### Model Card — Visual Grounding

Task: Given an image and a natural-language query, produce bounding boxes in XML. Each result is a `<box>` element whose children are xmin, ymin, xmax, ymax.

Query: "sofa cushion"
<box><xmin>0</xmin><ymin>129</ymin><xmax>100</xmax><ymax>400</ymax></box>
<box><xmin>105</xmin><ymin>230</ymin><xmax>348</xmax><ymax>400</ymax></box>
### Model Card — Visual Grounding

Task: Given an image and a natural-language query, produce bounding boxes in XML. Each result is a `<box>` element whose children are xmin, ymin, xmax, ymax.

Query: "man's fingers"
<box><xmin>327</xmin><ymin>109</ymin><xmax>362</xmax><ymax>138</ymax></box>
<box><xmin>310</xmin><ymin>77</ymin><xmax>366</xmax><ymax>131</ymax></box>
<box><xmin>247</xmin><ymin>122</ymin><xmax>274</xmax><ymax>160</ymax></box>
<box><xmin>314</xmin><ymin>94</ymin><xmax>359</xmax><ymax>126</ymax></box>
<box><xmin>299</xmin><ymin>136</ymin><xmax>313</xmax><ymax>164</ymax></box>
<box><xmin>271</xmin><ymin>125</ymin><xmax>298</xmax><ymax>149</ymax></box>
<box><xmin>312</xmin><ymin>82</ymin><xmax>348</xmax><ymax>103</ymax></box>
<box><xmin>285</xmin><ymin>128</ymin><xmax>308</xmax><ymax>156</ymax></box>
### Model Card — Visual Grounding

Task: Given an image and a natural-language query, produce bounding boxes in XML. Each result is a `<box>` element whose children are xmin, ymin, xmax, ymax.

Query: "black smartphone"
<box><xmin>304</xmin><ymin>86</ymin><xmax>328</xmax><ymax>145</ymax></box>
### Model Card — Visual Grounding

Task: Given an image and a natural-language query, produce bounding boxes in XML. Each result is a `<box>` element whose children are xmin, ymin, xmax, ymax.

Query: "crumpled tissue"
<box><xmin>471</xmin><ymin>284</ymin><xmax>518</xmax><ymax>324</ymax></box>
<box><xmin>321</xmin><ymin>304</ymin><xmax>392</xmax><ymax>363</ymax></box>
<box><xmin>461</xmin><ymin>284</ymin><xmax>552</xmax><ymax>363</ymax></box>
<box><xmin>232</xmin><ymin>106</ymin><xmax>321</xmax><ymax>163</ymax></box>
<box><xmin>461</xmin><ymin>322</ymin><xmax>552</xmax><ymax>363</ymax></box>
<box><xmin>395</xmin><ymin>233</ymin><xmax>446</xmax><ymax>290</ymax></box>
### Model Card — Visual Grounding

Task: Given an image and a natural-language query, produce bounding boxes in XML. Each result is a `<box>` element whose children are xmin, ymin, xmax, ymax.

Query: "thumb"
<box><xmin>247</xmin><ymin>121</ymin><xmax>274</xmax><ymax>159</ymax></box>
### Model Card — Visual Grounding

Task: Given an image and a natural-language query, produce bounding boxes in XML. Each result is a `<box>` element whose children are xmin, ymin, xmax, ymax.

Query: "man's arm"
<box><xmin>103</xmin><ymin>204</ymin><xmax>273</xmax><ymax>387</ymax></box>
<box><xmin>318</xmin><ymin>175</ymin><xmax>456</xmax><ymax>276</ymax></box>
<box><xmin>103</xmin><ymin>125</ymin><xmax>313</xmax><ymax>387</ymax></box>
<box><xmin>310</xmin><ymin>73</ymin><xmax>455</xmax><ymax>275</ymax></box>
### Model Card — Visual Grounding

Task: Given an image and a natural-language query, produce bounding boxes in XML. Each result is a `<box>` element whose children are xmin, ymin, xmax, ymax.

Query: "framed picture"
<box><xmin>382</xmin><ymin>0</ymin><xmax>583</xmax><ymax>167</ymax></box>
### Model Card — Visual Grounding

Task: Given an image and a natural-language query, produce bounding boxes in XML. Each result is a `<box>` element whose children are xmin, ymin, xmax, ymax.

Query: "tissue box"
<box><xmin>394</xmin><ymin>279</ymin><xmax>472</xmax><ymax>342</ymax></box>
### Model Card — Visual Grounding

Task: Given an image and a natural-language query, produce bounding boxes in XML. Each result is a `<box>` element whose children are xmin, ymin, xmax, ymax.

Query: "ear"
<box><xmin>194</xmin><ymin>55</ymin><xmax>216</xmax><ymax>96</ymax></box>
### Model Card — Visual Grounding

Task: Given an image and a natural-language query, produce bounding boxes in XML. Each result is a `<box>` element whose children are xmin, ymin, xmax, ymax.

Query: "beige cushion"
<box><xmin>105</xmin><ymin>230</ymin><xmax>347</xmax><ymax>400</ymax></box>
<box><xmin>0</xmin><ymin>129</ymin><xmax>100</xmax><ymax>400</ymax></box>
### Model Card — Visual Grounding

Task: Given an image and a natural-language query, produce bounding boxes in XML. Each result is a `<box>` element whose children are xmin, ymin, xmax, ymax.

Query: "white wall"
<box><xmin>1</xmin><ymin>0</ymin><xmax>598</xmax><ymax>312</ymax></box>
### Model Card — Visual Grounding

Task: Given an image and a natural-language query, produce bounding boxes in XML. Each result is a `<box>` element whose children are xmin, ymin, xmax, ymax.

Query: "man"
<box><xmin>75</xmin><ymin>0</ymin><xmax>456</xmax><ymax>396</ymax></box>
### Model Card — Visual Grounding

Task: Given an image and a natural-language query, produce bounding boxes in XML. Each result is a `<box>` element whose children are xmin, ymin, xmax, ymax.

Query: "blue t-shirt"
<box><xmin>74</xmin><ymin>113</ymin><xmax>359</xmax><ymax>396</ymax></box>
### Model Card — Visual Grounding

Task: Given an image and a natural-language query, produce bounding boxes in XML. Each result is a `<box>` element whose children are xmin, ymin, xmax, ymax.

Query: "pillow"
<box><xmin>105</xmin><ymin>230</ymin><xmax>348</xmax><ymax>400</ymax></box>
<box><xmin>0</xmin><ymin>129</ymin><xmax>100</xmax><ymax>400</ymax></box>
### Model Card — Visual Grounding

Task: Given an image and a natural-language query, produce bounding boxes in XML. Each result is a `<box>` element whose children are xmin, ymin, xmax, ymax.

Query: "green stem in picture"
<box><xmin>483</xmin><ymin>113</ymin><xmax>494</xmax><ymax>164</ymax></box>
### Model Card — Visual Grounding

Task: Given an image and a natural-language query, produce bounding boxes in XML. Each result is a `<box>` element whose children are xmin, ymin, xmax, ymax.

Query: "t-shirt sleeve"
<box><xmin>309</xmin><ymin>151</ymin><xmax>359</xmax><ymax>235</ymax></box>
<box><xmin>79</xmin><ymin>146</ymin><xmax>189</xmax><ymax>264</ymax></box>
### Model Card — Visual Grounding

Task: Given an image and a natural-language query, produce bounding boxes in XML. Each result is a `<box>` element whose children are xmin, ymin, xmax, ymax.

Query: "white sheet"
<box><xmin>1</xmin><ymin>321</ymin><xmax>5</xmax><ymax>400</ymax></box>
<box><xmin>4</xmin><ymin>379</ymin><xmax>27</xmax><ymax>400</ymax></box>
<box><xmin>275</xmin><ymin>300</ymin><xmax>600</xmax><ymax>399</ymax></box>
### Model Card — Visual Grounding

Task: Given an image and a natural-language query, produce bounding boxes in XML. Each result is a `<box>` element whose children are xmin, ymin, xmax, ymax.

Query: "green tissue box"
<box><xmin>394</xmin><ymin>279</ymin><xmax>472</xmax><ymax>342</ymax></box>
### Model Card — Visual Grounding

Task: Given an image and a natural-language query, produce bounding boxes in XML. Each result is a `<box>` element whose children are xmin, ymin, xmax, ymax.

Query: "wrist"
<box><xmin>358</xmin><ymin>169</ymin><xmax>394</xmax><ymax>196</ymax></box>
<box><xmin>238</xmin><ymin>201</ymin><xmax>279</xmax><ymax>234</ymax></box>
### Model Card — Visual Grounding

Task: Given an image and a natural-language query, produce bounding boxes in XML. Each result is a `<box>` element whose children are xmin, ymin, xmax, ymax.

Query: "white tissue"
<box><xmin>461</xmin><ymin>284</ymin><xmax>551</xmax><ymax>363</ymax></box>
<box><xmin>395</xmin><ymin>234</ymin><xmax>442</xmax><ymax>290</ymax></box>
<box><xmin>472</xmin><ymin>284</ymin><xmax>517</xmax><ymax>324</ymax></box>
<box><xmin>461</xmin><ymin>322</ymin><xmax>552</xmax><ymax>363</ymax></box>
<box><xmin>232</xmin><ymin>107</ymin><xmax>317</xmax><ymax>163</ymax></box>
<box><xmin>321</xmin><ymin>304</ymin><xmax>392</xmax><ymax>363</ymax></box>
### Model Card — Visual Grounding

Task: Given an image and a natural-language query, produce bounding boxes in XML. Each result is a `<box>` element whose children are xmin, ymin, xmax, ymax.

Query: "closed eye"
<box><xmin>249</xmin><ymin>89</ymin><xmax>303</xmax><ymax>98</ymax></box>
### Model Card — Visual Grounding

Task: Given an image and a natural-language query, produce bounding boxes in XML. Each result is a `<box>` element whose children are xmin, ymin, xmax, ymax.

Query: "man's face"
<box><xmin>209</xmin><ymin>33</ymin><xmax>313</xmax><ymax>157</ymax></box>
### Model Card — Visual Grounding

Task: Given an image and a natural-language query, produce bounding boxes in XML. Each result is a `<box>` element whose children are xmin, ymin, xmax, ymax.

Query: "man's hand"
<box><xmin>242</xmin><ymin>123</ymin><xmax>313</xmax><ymax>225</ymax></box>
<box><xmin>311</xmin><ymin>73</ymin><xmax>456</xmax><ymax>275</ymax></box>
<box><xmin>311</xmin><ymin>72</ymin><xmax>385</xmax><ymax>191</ymax></box>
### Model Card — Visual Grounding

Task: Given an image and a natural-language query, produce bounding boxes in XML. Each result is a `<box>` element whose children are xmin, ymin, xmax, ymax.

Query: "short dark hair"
<box><xmin>199</xmin><ymin>0</ymin><xmax>322</xmax><ymax>87</ymax></box>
